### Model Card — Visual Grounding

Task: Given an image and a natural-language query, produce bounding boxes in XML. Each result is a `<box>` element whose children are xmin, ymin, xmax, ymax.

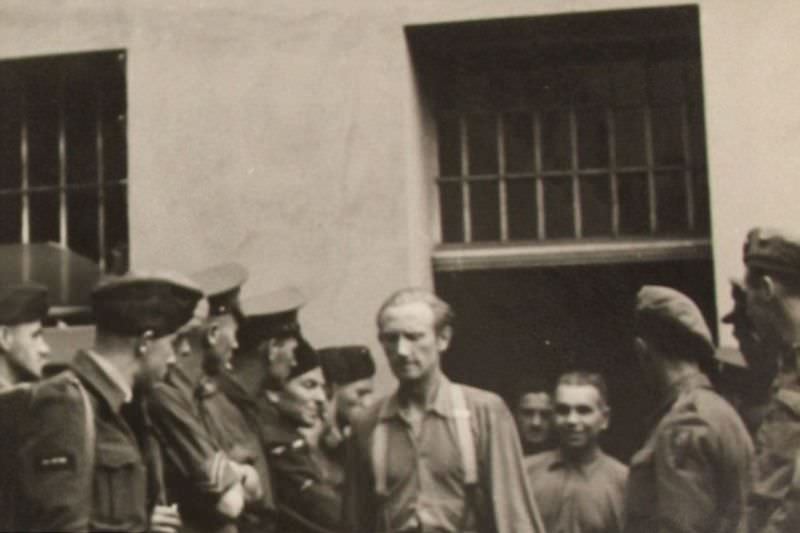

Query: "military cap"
<box><xmin>190</xmin><ymin>262</ymin><xmax>248</xmax><ymax>318</ymax></box>
<box><xmin>0</xmin><ymin>283</ymin><xmax>48</xmax><ymax>325</ymax></box>
<box><xmin>92</xmin><ymin>272</ymin><xmax>202</xmax><ymax>338</ymax></box>
<box><xmin>318</xmin><ymin>345</ymin><xmax>376</xmax><ymax>385</ymax></box>
<box><xmin>743</xmin><ymin>227</ymin><xmax>800</xmax><ymax>278</ymax></box>
<box><xmin>287</xmin><ymin>336</ymin><xmax>320</xmax><ymax>381</ymax></box>
<box><xmin>635</xmin><ymin>285</ymin><xmax>715</xmax><ymax>360</ymax></box>
<box><xmin>237</xmin><ymin>286</ymin><xmax>305</xmax><ymax>350</ymax></box>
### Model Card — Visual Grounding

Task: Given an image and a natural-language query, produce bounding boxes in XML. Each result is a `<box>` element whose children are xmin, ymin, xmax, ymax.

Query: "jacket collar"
<box><xmin>379</xmin><ymin>374</ymin><xmax>455</xmax><ymax>421</ymax></box>
<box><xmin>649</xmin><ymin>369</ymin><xmax>711</xmax><ymax>426</ymax></box>
<box><xmin>72</xmin><ymin>350</ymin><xmax>130</xmax><ymax>414</ymax></box>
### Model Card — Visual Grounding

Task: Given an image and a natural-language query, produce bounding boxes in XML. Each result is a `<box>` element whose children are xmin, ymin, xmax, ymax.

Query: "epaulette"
<box><xmin>269</xmin><ymin>438</ymin><xmax>306</xmax><ymax>457</ymax></box>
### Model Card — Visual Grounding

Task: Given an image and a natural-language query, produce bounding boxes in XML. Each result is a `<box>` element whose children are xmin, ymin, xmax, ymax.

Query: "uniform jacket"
<box><xmin>624</xmin><ymin>371</ymin><xmax>754</xmax><ymax>533</ymax></box>
<box><xmin>343</xmin><ymin>375</ymin><xmax>545</xmax><ymax>533</ymax></box>
<box><xmin>0</xmin><ymin>350</ymin><xmax>155</xmax><ymax>532</ymax></box>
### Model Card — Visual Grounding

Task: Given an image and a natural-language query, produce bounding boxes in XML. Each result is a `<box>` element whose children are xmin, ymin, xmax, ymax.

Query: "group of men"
<box><xmin>0</xmin><ymin>224</ymin><xmax>798</xmax><ymax>533</ymax></box>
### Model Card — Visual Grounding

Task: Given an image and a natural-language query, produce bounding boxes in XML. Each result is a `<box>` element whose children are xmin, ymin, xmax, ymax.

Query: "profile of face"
<box><xmin>205</xmin><ymin>315</ymin><xmax>238</xmax><ymax>375</ymax></box>
<box><xmin>516</xmin><ymin>392</ymin><xmax>553</xmax><ymax>449</ymax></box>
<box><xmin>725</xmin><ymin>282</ymin><xmax>776</xmax><ymax>378</ymax></box>
<box><xmin>378</xmin><ymin>302</ymin><xmax>450</xmax><ymax>383</ymax></box>
<box><xmin>278</xmin><ymin>366</ymin><xmax>327</xmax><ymax>427</ymax></box>
<box><xmin>743</xmin><ymin>272</ymin><xmax>787</xmax><ymax>351</ymax></box>
<box><xmin>264</xmin><ymin>335</ymin><xmax>299</xmax><ymax>385</ymax></box>
<box><xmin>137</xmin><ymin>332</ymin><xmax>178</xmax><ymax>389</ymax></box>
<box><xmin>0</xmin><ymin>320</ymin><xmax>51</xmax><ymax>380</ymax></box>
<box><xmin>334</xmin><ymin>377</ymin><xmax>375</xmax><ymax>425</ymax></box>
<box><xmin>553</xmin><ymin>384</ymin><xmax>608</xmax><ymax>455</ymax></box>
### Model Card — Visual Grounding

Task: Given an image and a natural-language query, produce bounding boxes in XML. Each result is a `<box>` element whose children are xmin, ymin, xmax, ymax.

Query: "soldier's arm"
<box><xmin>16</xmin><ymin>377</ymin><xmax>93</xmax><ymax>532</ymax></box>
<box><xmin>148</xmin><ymin>383</ymin><xmax>241</xmax><ymax>508</ymax></box>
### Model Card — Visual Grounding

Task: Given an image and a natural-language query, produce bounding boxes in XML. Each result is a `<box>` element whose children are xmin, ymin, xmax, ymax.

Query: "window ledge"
<box><xmin>433</xmin><ymin>237</ymin><xmax>711</xmax><ymax>271</ymax></box>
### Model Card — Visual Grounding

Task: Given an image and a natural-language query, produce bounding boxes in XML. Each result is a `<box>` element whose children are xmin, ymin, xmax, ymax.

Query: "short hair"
<box><xmin>556</xmin><ymin>371</ymin><xmax>609</xmax><ymax>408</ymax></box>
<box><xmin>376</xmin><ymin>288</ymin><xmax>454</xmax><ymax>334</ymax></box>
<box><xmin>514</xmin><ymin>375</ymin><xmax>552</xmax><ymax>405</ymax></box>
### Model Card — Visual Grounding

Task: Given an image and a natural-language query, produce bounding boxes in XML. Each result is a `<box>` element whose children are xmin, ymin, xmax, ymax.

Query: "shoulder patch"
<box><xmin>35</xmin><ymin>451</ymin><xmax>76</xmax><ymax>473</ymax></box>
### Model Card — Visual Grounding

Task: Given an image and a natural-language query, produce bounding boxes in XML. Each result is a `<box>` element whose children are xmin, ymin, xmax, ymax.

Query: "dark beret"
<box><xmin>92</xmin><ymin>272</ymin><xmax>202</xmax><ymax>338</ymax></box>
<box><xmin>287</xmin><ymin>336</ymin><xmax>320</xmax><ymax>382</ymax></box>
<box><xmin>635</xmin><ymin>285</ymin><xmax>714</xmax><ymax>360</ymax></box>
<box><xmin>190</xmin><ymin>262</ymin><xmax>248</xmax><ymax>318</ymax></box>
<box><xmin>318</xmin><ymin>345</ymin><xmax>376</xmax><ymax>385</ymax></box>
<box><xmin>744</xmin><ymin>227</ymin><xmax>800</xmax><ymax>278</ymax></box>
<box><xmin>237</xmin><ymin>287</ymin><xmax>305</xmax><ymax>350</ymax></box>
<box><xmin>0</xmin><ymin>283</ymin><xmax>48</xmax><ymax>325</ymax></box>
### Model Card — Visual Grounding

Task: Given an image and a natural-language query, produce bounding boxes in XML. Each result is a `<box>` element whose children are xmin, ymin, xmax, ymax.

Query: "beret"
<box><xmin>0</xmin><ymin>283</ymin><xmax>48</xmax><ymax>325</ymax></box>
<box><xmin>635</xmin><ymin>285</ymin><xmax>714</xmax><ymax>359</ymax></box>
<box><xmin>744</xmin><ymin>227</ymin><xmax>800</xmax><ymax>278</ymax></box>
<box><xmin>287</xmin><ymin>336</ymin><xmax>320</xmax><ymax>382</ymax></box>
<box><xmin>237</xmin><ymin>286</ymin><xmax>305</xmax><ymax>350</ymax></box>
<box><xmin>318</xmin><ymin>345</ymin><xmax>375</xmax><ymax>385</ymax></box>
<box><xmin>92</xmin><ymin>272</ymin><xmax>202</xmax><ymax>338</ymax></box>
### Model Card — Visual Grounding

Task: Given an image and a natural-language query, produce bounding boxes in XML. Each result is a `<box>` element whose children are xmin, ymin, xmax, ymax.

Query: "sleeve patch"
<box><xmin>35</xmin><ymin>452</ymin><xmax>76</xmax><ymax>473</ymax></box>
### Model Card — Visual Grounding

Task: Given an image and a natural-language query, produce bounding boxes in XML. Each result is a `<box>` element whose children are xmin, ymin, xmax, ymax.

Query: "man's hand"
<box><xmin>216</xmin><ymin>482</ymin><xmax>246</xmax><ymax>518</ymax></box>
<box><xmin>149</xmin><ymin>504</ymin><xmax>181</xmax><ymax>533</ymax></box>
<box><xmin>235</xmin><ymin>463</ymin><xmax>263</xmax><ymax>502</ymax></box>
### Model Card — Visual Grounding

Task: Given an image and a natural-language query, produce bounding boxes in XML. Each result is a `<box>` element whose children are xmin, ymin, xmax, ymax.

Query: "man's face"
<box><xmin>138</xmin><ymin>333</ymin><xmax>178</xmax><ymax>389</ymax></box>
<box><xmin>2</xmin><ymin>320</ymin><xmax>50</xmax><ymax>380</ymax></box>
<box><xmin>265</xmin><ymin>335</ymin><xmax>299</xmax><ymax>385</ymax></box>
<box><xmin>378</xmin><ymin>302</ymin><xmax>449</xmax><ymax>383</ymax></box>
<box><xmin>553</xmin><ymin>384</ymin><xmax>608</xmax><ymax>455</ymax></box>
<box><xmin>743</xmin><ymin>269</ymin><xmax>786</xmax><ymax>351</ymax></box>
<box><xmin>278</xmin><ymin>367</ymin><xmax>327</xmax><ymax>427</ymax></box>
<box><xmin>516</xmin><ymin>392</ymin><xmax>553</xmax><ymax>449</ymax></box>
<box><xmin>205</xmin><ymin>315</ymin><xmax>238</xmax><ymax>375</ymax></box>
<box><xmin>725</xmin><ymin>282</ymin><xmax>776</xmax><ymax>378</ymax></box>
<box><xmin>334</xmin><ymin>377</ymin><xmax>374</xmax><ymax>425</ymax></box>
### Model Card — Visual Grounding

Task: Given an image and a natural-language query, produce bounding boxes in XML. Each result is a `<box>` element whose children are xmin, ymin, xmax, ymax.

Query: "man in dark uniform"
<box><xmin>624</xmin><ymin>285</ymin><xmax>754</xmax><ymax>533</ymax></box>
<box><xmin>0</xmin><ymin>271</ymin><xmax>200</xmax><ymax>532</ymax></box>
<box><xmin>169</xmin><ymin>262</ymin><xmax>276</xmax><ymax>532</ymax></box>
<box><xmin>739</xmin><ymin>227</ymin><xmax>800</xmax><ymax>532</ymax></box>
<box><xmin>260</xmin><ymin>337</ymin><xmax>342</xmax><ymax>533</ymax></box>
<box><xmin>0</xmin><ymin>283</ymin><xmax>51</xmax><ymax>389</ymax></box>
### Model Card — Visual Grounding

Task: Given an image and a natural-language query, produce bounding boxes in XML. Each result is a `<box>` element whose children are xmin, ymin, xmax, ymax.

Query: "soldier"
<box><xmin>343</xmin><ymin>287</ymin><xmax>545</xmax><ymax>533</ymax></box>
<box><xmin>624</xmin><ymin>285</ymin><xmax>754</xmax><ymax>533</ymax></box>
<box><xmin>739</xmin><ymin>227</ymin><xmax>800</xmax><ymax>531</ymax></box>
<box><xmin>162</xmin><ymin>262</ymin><xmax>276</xmax><ymax>532</ymax></box>
<box><xmin>318</xmin><ymin>344</ymin><xmax>376</xmax><ymax>440</ymax></box>
<box><xmin>514</xmin><ymin>376</ymin><xmax>555</xmax><ymax>456</ymax></box>
<box><xmin>0</xmin><ymin>272</ymin><xmax>201</xmax><ymax>532</ymax></box>
<box><xmin>0</xmin><ymin>283</ymin><xmax>51</xmax><ymax>389</ymax></box>
<box><xmin>148</xmin><ymin>266</ymin><xmax>258</xmax><ymax>533</ymax></box>
<box><xmin>261</xmin><ymin>337</ymin><xmax>342</xmax><ymax>533</ymax></box>
<box><xmin>526</xmin><ymin>371</ymin><xmax>628</xmax><ymax>533</ymax></box>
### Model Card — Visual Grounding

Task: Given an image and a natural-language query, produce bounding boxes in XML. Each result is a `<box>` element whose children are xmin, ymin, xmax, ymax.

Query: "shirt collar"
<box><xmin>379</xmin><ymin>374</ymin><xmax>455</xmax><ymax>421</ymax></box>
<box><xmin>85</xmin><ymin>350</ymin><xmax>133</xmax><ymax>404</ymax></box>
<box><xmin>547</xmin><ymin>448</ymin><xmax>604</xmax><ymax>474</ymax></box>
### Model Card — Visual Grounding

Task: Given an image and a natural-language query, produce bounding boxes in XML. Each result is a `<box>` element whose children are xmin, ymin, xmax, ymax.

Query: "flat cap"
<box><xmin>318</xmin><ymin>345</ymin><xmax>375</xmax><ymax>385</ymax></box>
<box><xmin>92</xmin><ymin>272</ymin><xmax>202</xmax><ymax>338</ymax></box>
<box><xmin>744</xmin><ymin>227</ymin><xmax>800</xmax><ymax>278</ymax></box>
<box><xmin>190</xmin><ymin>262</ymin><xmax>248</xmax><ymax>318</ymax></box>
<box><xmin>237</xmin><ymin>286</ymin><xmax>305</xmax><ymax>350</ymax></box>
<box><xmin>287</xmin><ymin>336</ymin><xmax>320</xmax><ymax>381</ymax></box>
<box><xmin>0</xmin><ymin>283</ymin><xmax>48</xmax><ymax>325</ymax></box>
<box><xmin>635</xmin><ymin>285</ymin><xmax>714</xmax><ymax>359</ymax></box>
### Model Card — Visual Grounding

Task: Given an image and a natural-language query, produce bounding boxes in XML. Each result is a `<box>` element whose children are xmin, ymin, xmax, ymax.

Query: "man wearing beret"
<box><xmin>624</xmin><ymin>285</ymin><xmax>754</xmax><ymax>533</ymax></box>
<box><xmin>343</xmin><ymin>288</ymin><xmax>545</xmax><ymax>533</ymax></box>
<box><xmin>318</xmin><ymin>345</ymin><xmax>376</xmax><ymax>441</ymax></box>
<box><xmin>0</xmin><ymin>283</ymin><xmax>51</xmax><ymax>390</ymax></box>
<box><xmin>740</xmin><ymin>227</ymin><xmax>800</xmax><ymax>532</ymax></box>
<box><xmin>260</xmin><ymin>337</ymin><xmax>343</xmax><ymax>533</ymax></box>
<box><xmin>0</xmin><ymin>272</ymin><xmax>201</xmax><ymax>532</ymax></box>
<box><xmin>148</xmin><ymin>263</ymin><xmax>262</xmax><ymax>533</ymax></box>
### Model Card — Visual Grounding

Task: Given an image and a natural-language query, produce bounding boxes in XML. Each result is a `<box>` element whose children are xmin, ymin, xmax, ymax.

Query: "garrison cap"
<box><xmin>237</xmin><ymin>286</ymin><xmax>305</xmax><ymax>350</ymax></box>
<box><xmin>190</xmin><ymin>262</ymin><xmax>248</xmax><ymax>318</ymax></box>
<box><xmin>744</xmin><ymin>227</ymin><xmax>800</xmax><ymax>278</ymax></box>
<box><xmin>287</xmin><ymin>336</ymin><xmax>320</xmax><ymax>381</ymax></box>
<box><xmin>635</xmin><ymin>285</ymin><xmax>715</xmax><ymax>360</ymax></box>
<box><xmin>318</xmin><ymin>345</ymin><xmax>376</xmax><ymax>385</ymax></box>
<box><xmin>92</xmin><ymin>272</ymin><xmax>202</xmax><ymax>338</ymax></box>
<box><xmin>0</xmin><ymin>283</ymin><xmax>48</xmax><ymax>325</ymax></box>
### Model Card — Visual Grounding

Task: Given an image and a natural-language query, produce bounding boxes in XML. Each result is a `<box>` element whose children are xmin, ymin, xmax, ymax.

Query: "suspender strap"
<box><xmin>450</xmin><ymin>384</ymin><xmax>477</xmax><ymax>486</ymax></box>
<box><xmin>372</xmin><ymin>412</ymin><xmax>389</xmax><ymax>496</ymax></box>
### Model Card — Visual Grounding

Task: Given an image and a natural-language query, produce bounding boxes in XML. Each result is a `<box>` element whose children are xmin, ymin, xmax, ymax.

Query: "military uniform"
<box><xmin>625</xmin><ymin>371</ymin><xmax>754</xmax><ymax>533</ymax></box>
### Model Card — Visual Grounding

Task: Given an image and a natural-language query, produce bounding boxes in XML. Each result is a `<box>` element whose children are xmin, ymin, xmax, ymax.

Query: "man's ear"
<box><xmin>205</xmin><ymin>323</ymin><xmax>219</xmax><ymax>347</ymax></box>
<box><xmin>436</xmin><ymin>325</ymin><xmax>453</xmax><ymax>352</ymax></box>
<box><xmin>756</xmin><ymin>273</ymin><xmax>778</xmax><ymax>300</ymax></box>
<box><xmin>0</xmin><ymin>325</ymin><xmax>13</xmax><ymax>352</ymax></box>
<box><xmin>633</xmin><ymin>336</ymin><xmax>648</xmax><ymax>358</ymax></box>
<box><xmin>136</xmin><ymin>330</ymin><xmax>155</xmax><ymax>359</ymax></box>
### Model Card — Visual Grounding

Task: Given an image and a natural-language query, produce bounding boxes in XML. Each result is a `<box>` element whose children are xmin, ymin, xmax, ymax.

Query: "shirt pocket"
<box><xmin>92</xmin><ymin>443</ymin><xmax>147</xmax><ymax>531</ymax></box>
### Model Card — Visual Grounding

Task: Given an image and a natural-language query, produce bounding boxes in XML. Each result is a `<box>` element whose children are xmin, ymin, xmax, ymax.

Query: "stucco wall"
<box><xmin>4</xmin><ymin>0</ymin><xmax>800</xmax><ymax>386</ymax></box>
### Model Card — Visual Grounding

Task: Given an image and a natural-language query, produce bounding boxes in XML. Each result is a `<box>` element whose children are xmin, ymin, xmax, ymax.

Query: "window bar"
<box><xmin>497</xmin><ymin>113</ymin><xmax>509</xmax><ymax>241</ymax></box>
<box><xmin>459</xmin><ymin>114</ymin><xmax>472</xmax><ymax>243</ymax></box>
<box><xmin>643</xmin><ymin>106</ymin><xmax>657</xmax><ymax>234</ymax></box>
<box><xmin>57</xmin><ymin>65</ymin><xmax>68</xmax><ymax>247</ymax></box>
<box><xmin>533</xmin><ymin>111</ymin><xmax>545</xmax><ymax>240</ymax></box>
<box><xmin>95</xmin><ymin>85</ymin><xmax>107</xmax><ymax>271</ymax></box>
<box><xmin>680</xmin><ymin>103</ymin><xmax>695</xmax><ymax>231</ymax></box>
<box><xmin>607</xmin><ymin>108</ymin><xmax>620</xmax><ymax>237</ymax></box>
<box><xmin>19</xmin><ymin>91</ymin><xmax>30</xmax><ymax>244</ymax></box>
<box><xmin>569</xmin><ymin>108</ymin><xmax>582</xmax><ymax>238</ymax></box>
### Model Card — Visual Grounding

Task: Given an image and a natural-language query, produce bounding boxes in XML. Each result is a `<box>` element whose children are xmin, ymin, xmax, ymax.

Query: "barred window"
<box><xmin>409</xmin><ymin>7</ymin><xmax>710</xmax><ymax>269</ymax></box>
<box><xmin>0</xmin><ymin>50</ymin><xmax>128</xmax><ymax>271</ymax></box>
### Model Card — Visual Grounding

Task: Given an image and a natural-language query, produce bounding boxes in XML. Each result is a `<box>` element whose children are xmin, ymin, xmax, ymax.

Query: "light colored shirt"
<box><xmin>526</xmin><ymin>449</ymin><xmax>627</xmax><ymax>533</ymax></box>
<box><xmin>85</xmin><ymin>349</ymin><xmax>132</xmax><ymax>404</ymax></box>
